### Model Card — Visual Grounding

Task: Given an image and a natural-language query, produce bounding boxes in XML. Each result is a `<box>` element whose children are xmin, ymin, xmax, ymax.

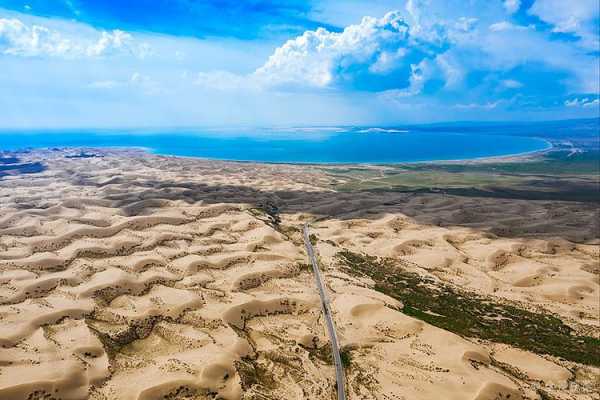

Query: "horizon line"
<box><xmin>0</xmin><ymin>117</ymin><xmax>598</xmax><ymax>132</ymax></box>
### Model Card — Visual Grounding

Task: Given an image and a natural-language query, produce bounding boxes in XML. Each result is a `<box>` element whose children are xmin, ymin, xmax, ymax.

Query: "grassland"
<box><xmin>336</xmin><ymin>250</ymin><xmax>600</xmax><ymax>367</ymax></box>
<box><xmin>324</xmin><ymin>149</ymin><xmax>599</xmax><ymax>202</ymax></box>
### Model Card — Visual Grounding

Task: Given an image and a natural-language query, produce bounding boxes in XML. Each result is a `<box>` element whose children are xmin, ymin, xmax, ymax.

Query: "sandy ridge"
<box><xmin>0</xmin><ymin>149</ymin><xmax>597</xmax><ymax>400</ymax></box>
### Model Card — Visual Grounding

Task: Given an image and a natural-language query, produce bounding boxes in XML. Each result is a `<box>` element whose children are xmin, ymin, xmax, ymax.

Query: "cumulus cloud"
<box><xmin>185</xmin><ymin>2</ymin><xmax>597</xmax><ymax>116</ymax></box>
<box><xmin>368</xmin><ymin>47</ymin><xmax>408</xmax><ymax>74</ymax></box>
<box><xmin>378</xmin><ymin>60</ymin><xmax>430</xmax><ymax>98</ymax></box>
<box><xmin>253</xmin><ymin>11</ymin><xmax>420</xmax><ymax>89</ymax></box>
<box><xmin>191</xmin><ymin>9</ymin><xmax>453</xmax><ymax>96</ymax></box>
<box><xmin>188</xmin><ymin>8</ymin><xmax>475</xmax><ymax>95</ymax></box>
<box><xmin>85</xmin><ymin>30</ymin><xmax>134</xmax><ymax>57</ymax></box>
<box><xmin>0</xmin><ymin>17</ymin><xmax>149</xmax><ymax>58</ymax></box>
<box><xmin>0</xmin><ymin>18</ymin><xmax>72</xmax><ymax>57</ymax></box>
<box><xmin>250</xmin><ymin>9</ymin><xmax>476</xmax><ymax>95</ymax></box>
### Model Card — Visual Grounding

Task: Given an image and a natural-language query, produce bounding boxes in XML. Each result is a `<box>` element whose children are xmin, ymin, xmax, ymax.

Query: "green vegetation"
<box><xmin>324</xmin><ymin>149</ymin><xmax>600</xmax><ymax>202</ymax></box>
<box><xmin>340</xmin><ymin>348</ymin><xmax>352</xmax><ymax>368</ymax></box>
<box><xmin>296</xmin><ymin>262</ymin><xmax>313</xmax><ymax>273</ymax></box>
<box><xmin>248</xmin><ymin>200</ymin><xmax>281</xmax><ymax>228</ymax></box>
<box><xmin>336</xmin><ymin>250</ymin><xmax>600</xmax><ymax>366</ymax></box>
<box><xmin>309</xmin><ymin>233</ymin><xmax>318</xmax><ymax>246</ymax></box>
<box><xmin>235</xmin><ymin>358</ymin><xmax>278</xmax><ymax>392</ymax></box>
<box><xmin>309</xmin><ymin>344</ymin><xmax>333</xmax><ymax>365</ymax></box>
<box><xmin>400</xmin><ymin>150</ymin><xmax>600</xmax><ymax>175</ymax></box>
<box><xmin>333</xmin><ymin>170</ymin><xmax>520</xmax><ymax>191</ymax></box>
<box><xmin>308</xmin><ymin>343</ymin><xmax>351</xmax><ymax>369</ymax></box>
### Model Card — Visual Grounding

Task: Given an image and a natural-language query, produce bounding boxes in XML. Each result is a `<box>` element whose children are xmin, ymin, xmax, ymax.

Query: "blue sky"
<box><xmin>0</xmin><ymin>0</ymin><xmax>598</xmax><ymax>128</ymax></box>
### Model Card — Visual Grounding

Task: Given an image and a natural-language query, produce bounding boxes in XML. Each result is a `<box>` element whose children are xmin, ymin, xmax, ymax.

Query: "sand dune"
<box><xmin>309</xmin><ymin>213</ymin><xmax>600</xmax><ymax>328</ymax></box>
<box><xmin>0</xmin><ymin>149</ymin><xmax>598</xmax><ymax>399</ymax></box>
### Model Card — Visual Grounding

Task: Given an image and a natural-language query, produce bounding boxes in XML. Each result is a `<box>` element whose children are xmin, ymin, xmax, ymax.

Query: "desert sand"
<box><xmin>0</xmin><ymin>148</ymin><xmax>598</xmax><ymax>400</ymax></box>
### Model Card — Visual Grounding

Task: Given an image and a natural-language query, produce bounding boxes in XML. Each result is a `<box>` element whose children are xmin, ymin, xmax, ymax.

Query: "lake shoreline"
<box><xmin>0</xmin><ymin>130</ymin><xmax>552</xmax><ymax>164</ymax></box>
<box><xmin>0</xmin><ymin>139</ymin><xmax>553</xmax><ymax>167</ymax></box>
<box><xmin>149</xmin><ymin>142</ymin><xmax>553</xmax><ymax>166</ymax></box>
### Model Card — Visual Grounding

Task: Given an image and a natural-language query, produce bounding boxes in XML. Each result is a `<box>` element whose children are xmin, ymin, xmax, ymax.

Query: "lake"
<box><xmin>0</xmin><ymin>129</ymin><xmax>551</xmax><ymax>163</ymax></box>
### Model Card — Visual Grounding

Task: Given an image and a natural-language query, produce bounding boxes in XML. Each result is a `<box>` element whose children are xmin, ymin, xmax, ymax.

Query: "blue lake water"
<box><xmin>0</xmin><ymin>129</ymin><xmax>551</xmax><ymax>164</ymax></box>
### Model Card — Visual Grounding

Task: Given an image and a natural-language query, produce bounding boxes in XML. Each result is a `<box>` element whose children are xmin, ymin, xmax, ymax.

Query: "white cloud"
<box><xmin>251</xmin><ymin>9</ymin><xmax>475</xmax><ymax>93</ymax></box>
<box><xmin>88</xmin><ymin>73</ymin><xmax>162</xmax><ymax>94</ymax></box>
<box><xmin>456</xmin><ymin>15</ymin><xmax>598</xmax><ymax>94</ymax></box>
<box><xmin>454</xmin><ymin>17</ymin><xmax>478</xmax><ymax>33</ymax></box>
<box><xmin>0</xmin><ymin>18</ymin><xmax>72</xmax><ymax>57</ymax></box>
<box><xmin>501</xmin><ymin>79</ymin><xmax>523</xmax><ymax>88</ymax></box>
<box><xmin>63</xmin><ymin>0</ymin><xmax>81</xmax><ymax>16</ymax></box>
<box><xmin>369</xmin><ymin>48</ymin><xmax>408</xmax><ymax>74</ymax></box>
<box><xmin>0</xmin><ymin>17</ymin><xmax>149</xmax><ymax>58</ymax></box>
<box><xmin>489</xmin><ymin>21</ymin><xmax>532</xmax><ymax>32</ymax></box>
<box><xmin>503</xmin><ymin>0</ymin><xmax>521</xmax><ymax>14</ymax></box>
<box><xmin>454</xmin><ymin>101</ymin><xmax>501</xmax><ymax>109</ymax></box>
<box><xmin>564</xmin><ymin>97</ymin><xmax>599</xmax><ymax>108</ymax></box>
<box><xmin>529</xmin><ymin>0</ymin><xmax>598</xmax><ymax>32</ymax></box>
<box><xmin>2</xmin><ymin>1</ymin><xmax>598</xmax><ymax>128</ymax></box>
<box><xmin>405</xmin><ymin>0</ymin><xmax>426</xmax><ymax>31</ymax></box>
<box><xmin>528</xmin><ymin>0</ymin><xmax>599</xmax><ymax>49</ymax></box>
<box><xmin>85</xmin><ymin>30</ymin><xmax>133</xmax><ymax>57</ymax></box>
<box><xmin>253</xmin><ymin>11</ymin><xmax>413</xmax><ymax>88</ymax></box>
<box><xmin>129</xmin><ymin>72</ymin><xmax>162</xmax><ymax>94</ymax></box>
<box><xmin>88</xmin><ymin>80</ymin><xmax>120</xmax><ymax>89</ymax></box>
<box><xmin>381</xmin><ymin>60</ymin><xmax>430</xmax><ymax>97</ymax></box>
<box><xmin>192</xmin><ymin>3</ymin><xmax>596</xmax><ymax>101</ymax></box>
<box><xmin>435</xmin><ymin>53</ymin><xmax>463</xmax><ymax>88</ymax></box>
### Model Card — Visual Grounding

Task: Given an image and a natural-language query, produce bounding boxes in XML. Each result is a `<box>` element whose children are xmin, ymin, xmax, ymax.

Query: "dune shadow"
<box><xmin>0</xmin><ymin>157</ymin><xmax>46</xmax><ymax>178</ymax></box>
<box><xmin>75</xmin><ymin>174</ymin><xmax>600</xmax><ymax>244</ymax></box>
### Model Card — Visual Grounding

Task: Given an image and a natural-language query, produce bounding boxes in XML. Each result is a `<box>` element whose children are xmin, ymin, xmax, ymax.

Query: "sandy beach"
<box><xmin>0</xmin><ymin>148</ymin><xmax>598</xmax><ymax>400</ymax></box>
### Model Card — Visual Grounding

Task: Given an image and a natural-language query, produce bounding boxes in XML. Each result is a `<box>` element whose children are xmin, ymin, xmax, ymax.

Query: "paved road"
<box><xmin>303</xmin><ymin>223</ymin><xmax>346</xmax><ymax>400</ymax></box>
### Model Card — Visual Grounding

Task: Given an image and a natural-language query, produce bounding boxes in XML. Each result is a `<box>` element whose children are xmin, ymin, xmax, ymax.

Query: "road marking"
<box><xmin>303</xmin><ymin>223</ymin><xmax>346</xmax><ymax>400</ymax></box>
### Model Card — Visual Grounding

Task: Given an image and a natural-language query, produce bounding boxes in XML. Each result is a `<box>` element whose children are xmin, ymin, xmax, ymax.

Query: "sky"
<box><xmin>0</xmin><ymin>0</ymin><xmax>599</xmax><ymax>128</ymax></box>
